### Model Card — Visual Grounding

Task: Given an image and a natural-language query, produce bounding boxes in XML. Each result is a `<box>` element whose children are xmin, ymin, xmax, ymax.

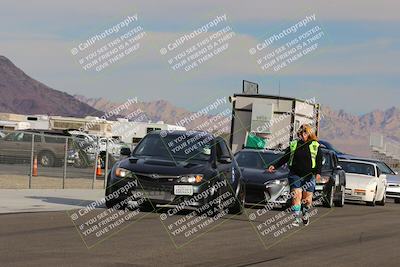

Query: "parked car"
<box><xmin>67</xmin><ymin>138</ymin><xmax>96</xmax><ymax>168</ymax></box>
<box><xmin>98</xmin><ymin>137</ymin><xmax>125</xmax><ymax>156</ymax></box>
<box><xmin>0</xmin><ymin>130</ymin><xmax>69</xmax><ymax>167</ymax></box>
<box><xmin>339</xmin><ymin>159</ymin><xmax>387</xmax><ymax>206</ymax></box>
<box><xmin>235</xmin><ymin>148</ymin><xmax>346</xmax><ymax>209</ymax></box>
<box><xmin>105</xmin><ymin>130</ymin><xmax>245</xmax><ymax>215</ymax></box>
<box><xmin>338</xmin><ymin>155</ymin><xmax>400</xmax><ymax>203</ymax></box>
<box><xmin>234</xmin><ymin>149</ymin><xmax>290</xmax><ymax>208</ymax></box>
<box><xmin>317</xmin><ymin>148</ymin><xmax>346</xmax><ymax>208</ymax></box>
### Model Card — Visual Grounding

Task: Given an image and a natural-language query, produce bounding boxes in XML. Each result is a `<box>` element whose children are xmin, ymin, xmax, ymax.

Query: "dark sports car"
<box><xmin>105</xmin><ymin>130</ymin><xmax>245</xmax><ymax>215</ymax></box>
<box><xmin>235</xmin><ymin>149</ymin><xmax>291</xmax><ymax>208</ymax></box>
<box><xmin>235</xmin><ymin>147</ymin><xmax>346</xmax><ymax>208</ymax></box>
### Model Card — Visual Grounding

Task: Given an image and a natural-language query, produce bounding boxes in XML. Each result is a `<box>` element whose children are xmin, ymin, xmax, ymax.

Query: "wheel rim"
<box><xmin>341</xmin><ymin>186</ymin><xmax>345</xmax><ymax>206</ymax></box>
<box><xmin>41</xmin><ymin>155</ymin><xmax>49</xmax><ymax>166</ymax></box>
<box><xmin>330</xmin><ymin>188</ymin><xmax>334</xmax><ymax>207</ymax></box>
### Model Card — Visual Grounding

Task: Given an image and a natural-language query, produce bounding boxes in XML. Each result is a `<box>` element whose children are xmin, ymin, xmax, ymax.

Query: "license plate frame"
<box><xmin>174</xmin><ymin>185</ymin><xmax>193</xmax><ymax>196</ymax></box>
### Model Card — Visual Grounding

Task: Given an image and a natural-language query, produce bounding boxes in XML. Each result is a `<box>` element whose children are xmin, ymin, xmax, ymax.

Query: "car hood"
<box><xmin>242</xmin><ymin>167</ymin><xmax>289</xmax><ymax>184</ymax></box>
<box><xmin>345</xmin><ymin>173</ymin><xmax>378</xmax><ymax>188</ymax></box>
<box><xmin>117</xmin><ymin>156</ymin><xmax>214</xmax><ymax>177</ymax></box>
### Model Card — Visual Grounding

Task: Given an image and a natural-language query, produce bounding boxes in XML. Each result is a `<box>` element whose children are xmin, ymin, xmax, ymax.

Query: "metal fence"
<box><xmin>0</xmin><ymin>130</ymin><xmax>134</xmax><ymax>189</ymax></box>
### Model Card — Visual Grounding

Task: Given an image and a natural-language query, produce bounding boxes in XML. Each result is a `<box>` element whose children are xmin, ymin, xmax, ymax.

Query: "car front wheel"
<box><xmin>334</xmin><ymin>185</ymin><xmax>345</xmax><ymax>207</ymax></box>
<box><xmin>323</xmin><ymin>186</ymin><xmax>334</xmax><ymax>208</ymax></box>
<box><xmin>366</xmin><ymin>191</ymin><xmax>376</xmax><ymax>206</ymax></box>
<box><xmin>376</xmin><ymin>191</ymin><xmax>386</xmax><ymax>206</ymax></box>
<box><xmin>228</xmin><ymin>186</ymin><xmax>245</xmax><ymax>215</ymax></box>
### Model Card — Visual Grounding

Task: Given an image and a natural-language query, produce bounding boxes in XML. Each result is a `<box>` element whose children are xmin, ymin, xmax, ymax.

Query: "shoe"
<box><xmin>291</xmin><ymin>217</ymin><xmax>302</xmax><ymax>227</ymax></box>
<box><xmin>302</xmin><ymin>209</ymin><xmax>310</xmax><ymax>226</ymax></box>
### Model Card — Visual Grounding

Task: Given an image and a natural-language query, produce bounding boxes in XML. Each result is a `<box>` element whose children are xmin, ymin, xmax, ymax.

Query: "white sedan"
<box><xmin>339</xmin><ymin>159</ymin><xmax>387</xmax><ymax>206</ymax></box>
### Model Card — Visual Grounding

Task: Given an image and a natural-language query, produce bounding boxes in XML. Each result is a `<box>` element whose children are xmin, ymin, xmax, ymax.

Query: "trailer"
<box><xmin>229</xmin><ymin>92</ymin><xmax>320</xmax><ymax>153</ymax></box>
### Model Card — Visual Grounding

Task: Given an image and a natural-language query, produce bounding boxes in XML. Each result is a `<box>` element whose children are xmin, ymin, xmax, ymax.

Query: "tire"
<box><xmin>366</xmin><ymin>192</ymin><xmax>376</xmax><ymax>206</ymax></box>
<box><xmin>228</xmin><ymin>186</ymin><xmax>245</xmax><ymax>215</ymax></box>
<box><xmin>376</xmin><ymin>191</ymin><xmax>386</xmax><ymax>206</ymax></box>
<box><xmin>323</xmin><ymin>186</ymin><xmax>334</xmax><ymax>208</ymax></box>
<box><xmin>105</xmin><ymin>197</ymin><xmax>120</xmax><ymax>209</ymax></box>
<box><xmin>334</xmin><ymin>185</ymin><xmax>345</xmax><ymax>207</ymax></box>
<box><xmin>38</xmin><ymin>151</ymin><xmax>55</xmax><ymax>167</ymax></box>
<box><xmin>73</xmin><ymin>152</ymin><xmax>89</xmax><ymax>168</ymax></box>
<box><xmin>395</xmin><ymin>198</ymin><xmax>400</xmax><ymax>204</ymax></box>
<box><xmin>105</xmin><ymin>175</ymin><xmax>125</xmax><ymax>209</ymax></box>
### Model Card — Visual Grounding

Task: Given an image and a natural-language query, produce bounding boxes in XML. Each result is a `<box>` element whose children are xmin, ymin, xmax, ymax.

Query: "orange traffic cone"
<box><xmin>96</xmin><ymin>156</ymin><xmax>102</xmax><ymax>176</ymax></box>
<box><xmin>32</xmin><ymin>155</ymin><xmax>38</xmax><ymax>177</ymax></box>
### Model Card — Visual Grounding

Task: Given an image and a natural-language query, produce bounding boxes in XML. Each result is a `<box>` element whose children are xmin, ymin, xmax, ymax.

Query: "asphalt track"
<box><xmin>0</xmin><ymin>201</ymin><xmax>399</xmax><ymax>267</ymax></box>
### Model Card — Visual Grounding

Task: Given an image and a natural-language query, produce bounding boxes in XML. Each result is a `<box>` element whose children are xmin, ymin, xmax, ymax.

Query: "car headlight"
<box><xmin>115</xmin><ymin>167</ymin><xmax>131</xmax><ymax>178</ymax></box>
<box><xmin>319</xmin><ymin>176</ymin><xmax>330</xmax><ymax>184</ymax></box>
<box><xmin>354</xmin><ymin>189</ymin><xmax>366</xmax><ymax>195</ymax></box>
<box><xmin>265</xmin><ymin>178</ymin><xmax>288</xmax><ymax>186</ymax></box>
<box><xmin>179</xmin><ymin>174</ymin><xmax>203</xmax><ymax>183</ymax></box>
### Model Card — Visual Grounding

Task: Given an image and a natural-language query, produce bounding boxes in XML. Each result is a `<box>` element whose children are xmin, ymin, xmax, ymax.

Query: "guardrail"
<box><xmin>0</xmin><ymin>130</ymin><xmax>134</xmax><ymax>189</ymax></box>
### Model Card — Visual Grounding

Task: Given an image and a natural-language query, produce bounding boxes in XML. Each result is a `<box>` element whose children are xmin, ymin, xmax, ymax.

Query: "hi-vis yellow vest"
<box><xmin>289</xmin><ymin>140</ymin><xmax>320</xmax><ymax>168</ymax></box>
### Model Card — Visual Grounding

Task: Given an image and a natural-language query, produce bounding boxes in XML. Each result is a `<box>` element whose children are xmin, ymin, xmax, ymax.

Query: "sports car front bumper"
<box><xmin>386</xmin><ymin>183</ymin><xmax>400</xmax><ymax>199</ymax></box>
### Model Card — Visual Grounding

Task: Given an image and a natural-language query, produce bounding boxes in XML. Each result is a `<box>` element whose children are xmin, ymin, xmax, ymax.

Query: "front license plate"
<box><xmin>174</xmin><ymin>185</ymin><xmax>193</xmax><ymax>196</ymax></box>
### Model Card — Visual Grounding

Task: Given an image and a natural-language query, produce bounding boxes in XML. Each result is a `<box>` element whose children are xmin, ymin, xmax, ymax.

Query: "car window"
<box><xmin>44</xmin><ymin>135</ymin><xmax>66</xmax><ymax>144</ymax></box>
<box><xmin>34</xmin><ymin>135</ymin><xmax>41</xmax><ymax>142</ymax></box>
<box><xmin>333</xmin><ymin>154</ymin><xmax>339</xmax><ymax>167</ymax></box>
<box><xmin>375</xmin><ymin>162</ymin><xmax>394</xmax><ymax>175</ymax></box>
<box><xmin>235</xmin><ymin>151</ymin><xmax>282</xmax><ymax>170</ymax></box>
<box><xmin>339</xmin><ymin>161</ymin><xmax>376</xmax><ymax>177</ymax></box>
<box><xmin>322</xmin><ymin>152</ymin><xmax>332</xmax><ymax>170</ymax></box>
<box><xmin>22</xmin><ymin>133</ymin><xmax>34</xmax><ymax>142</ymax></box>
<box><xmin>3</xmin><ymin>132</ymin><xmax>16</xmax><ymax>141</ymax></box>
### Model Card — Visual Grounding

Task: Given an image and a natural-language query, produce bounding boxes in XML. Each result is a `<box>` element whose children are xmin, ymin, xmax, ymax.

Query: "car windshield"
<box><xmin>235</xmin><ymin>151</ymin><xmax>282</xmax><ymax>169</ymax></box>
<box><xmin>133</xmin><ymin>132</ymin><xmax>213</xmax><ymax>161</ymax></box>
<box><xmin>339</xmin><ymin>161</ymin><xmax>376</xmax><ymax>177</ymax></box>
<box><xmin>375</xmin><ymin>162</ymin><xmax>394</xmax><ymax>175</ymax></box>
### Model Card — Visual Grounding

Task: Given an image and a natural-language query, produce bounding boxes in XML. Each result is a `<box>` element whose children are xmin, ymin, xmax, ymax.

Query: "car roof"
<box><xmin>237</xmin><ymin>149</ymin><xmax>284</xmax><ymax>155</ymax></box>
<box><xmin>339</xmin><ymin>154</ymin><xmax>382</xmax><ymax>163</ymax></box>
<box><xmin>17</xmin><ymin>129</ymin><xmax>71</xmax><ymax>136</ymax></box>
<box><xmin>338</xmin><ymin>159</ymin><xmax>378</xmax><ymax>167</ymax></box>
<box><xmin>150</xmin><ymin>130</ymin><xmax>214</xmax><ymax>138</ymax></box>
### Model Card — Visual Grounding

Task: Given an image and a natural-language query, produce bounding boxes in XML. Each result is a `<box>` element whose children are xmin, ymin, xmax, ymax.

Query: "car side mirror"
<box><xmin>120</xmin><ymin>147</ymin><xmax>131</xmax><ymax>156</ymax></box>
<box><xmin>336</xmin><ymin>165</ymin><xmax>342</xmax><ymax>170</ymax></box>
<box><xmin>218</xmin><ymin>156</ymin><xmax>232</xmax><ymax>164</ymax></box>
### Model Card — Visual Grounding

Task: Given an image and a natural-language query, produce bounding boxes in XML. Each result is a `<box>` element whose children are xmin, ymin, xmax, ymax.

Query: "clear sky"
<box><xmin>1</xmin><ymin>0</ymin><xmax>399</xmax><ymax>115</ymax></box>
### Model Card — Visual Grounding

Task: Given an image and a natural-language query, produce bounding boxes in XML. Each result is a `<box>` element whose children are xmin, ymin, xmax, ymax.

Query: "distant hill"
<box><xmin>319</xmin><ymin>106</ymin><xmax>400</xmax><ymax>156</ymax></box>
<box><xmin>0</xmin><ymin>55</ymin><xmax>102</xmax><ymax>117</ymax></box>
